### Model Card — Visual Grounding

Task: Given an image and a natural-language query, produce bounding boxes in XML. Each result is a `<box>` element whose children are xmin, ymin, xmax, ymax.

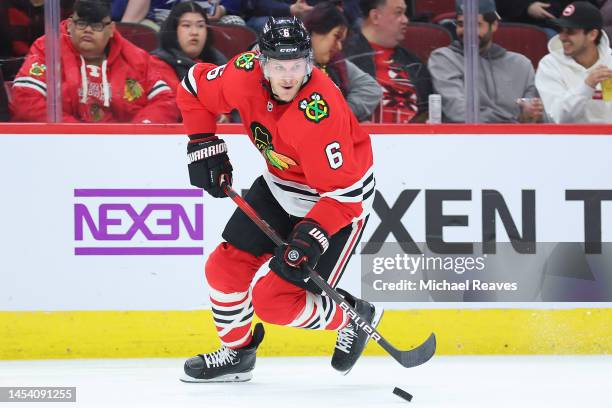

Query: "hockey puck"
<box><xmin>392</xmin><ymin>387</ymin><xmax>413</xmax><ymax>402</ymax></box>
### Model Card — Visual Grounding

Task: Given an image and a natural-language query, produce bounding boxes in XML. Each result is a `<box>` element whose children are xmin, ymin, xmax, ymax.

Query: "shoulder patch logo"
<box><xmin>235</xmin><ymin>52</ymin><xmax>257</xmax><ymax>71</ymax></box>
<box><xmin>124</xmin><ymin>79</ymin><xmax>143</xmax><ymax>102</ymax></box>
<box><xmin>250</xmin><ymin>121</ymin><xmax>297</xmax><ymax>171</ymax></box>
<box><xmin>299</xmin><ymin>93</ymin><xmax>329</xmax><ymax>123</ymax></box>
<box><xmin>29</xmin><ymin>62</ymin><xmax>46</xmax><ymax>76</ymax></box>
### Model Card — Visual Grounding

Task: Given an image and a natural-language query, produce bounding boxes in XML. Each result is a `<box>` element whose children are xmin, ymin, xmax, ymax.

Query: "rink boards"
<box><xmin>1</xmin><ymin>123</ymin><xmax>611</xmax><ymax>359</ymax></box>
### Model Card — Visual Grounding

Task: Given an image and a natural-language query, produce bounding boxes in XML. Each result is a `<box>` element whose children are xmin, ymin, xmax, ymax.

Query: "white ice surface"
<box><xmin>0</xmin><ymin>355</ymin><xmax>610</xmax><ymax>408</ymax></box>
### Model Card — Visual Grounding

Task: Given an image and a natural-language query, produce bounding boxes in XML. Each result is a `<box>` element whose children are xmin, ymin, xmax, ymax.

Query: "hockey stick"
<box><xmin>222</xmin><ymin>184</ymin><xmax>436</xmax><ymax>369</ymax></box>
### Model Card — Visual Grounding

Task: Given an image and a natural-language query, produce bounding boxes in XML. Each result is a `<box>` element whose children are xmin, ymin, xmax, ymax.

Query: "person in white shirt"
<box><xmin>536</xmin><ymin>1</ymin><xmax>612</xmax><ymax>123</ymax></box>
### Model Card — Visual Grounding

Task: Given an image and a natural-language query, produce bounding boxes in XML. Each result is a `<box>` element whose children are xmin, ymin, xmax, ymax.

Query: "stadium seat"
<box><xmin>209</xmin><ymin>23</ymin><xmax>258</xmax><ymax>59</ymax></box>
<box><xmin>0</xmin><ymin>69</ymin><xmax>9</xmax><ymax>120</ymax></box>
<box><xmin>4</xmin><ymin>81</ymin><xmax>12</xmax><ymax>104</ymax></box>
<box><xmin>401</xmin><ymin>22</ymin><xmax>453</xmax><ymax>63</ymax></box>
<box><xmin>0</xmin><ymin>57</ymin><xmax>26</xmax><ymax>82</ymax></box>
<box><xmin>494</xmin><ymin>23</ymin><xmax>550</xmax><ymax>68</ymax></box>
<box><xmin>115</xmin><ymin>22</ymin><xmax>159</xmax><ymax>52</ymax></box>
<box><xmin>411</xmin><ymin>0</ymin><xmax>455</xmax><ymax>21</ymax></box>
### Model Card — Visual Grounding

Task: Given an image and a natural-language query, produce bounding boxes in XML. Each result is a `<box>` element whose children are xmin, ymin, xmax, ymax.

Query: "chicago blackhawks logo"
<box><xmin>250</xmin><ymin>122</ymin><xmax>297</xmax><ymax>171</ymax></box>
<box><xmin>124</xmin><ymin>79</ymin><xmax>143</xmax><ymax>102</ymax></box>
<box><xmin>234</xmin><ymin>52</ymin><xmax>257</xmax><ymax>71</ymax></box>
<box><xmin>299</xmin><ymin>93</ymin><xmax>329</xmax><ymax>123</ymax></box>
<box><xmin>29</xmin><ymin>62</ymin><xmax>46</xmax><ymax>77</ymax></box>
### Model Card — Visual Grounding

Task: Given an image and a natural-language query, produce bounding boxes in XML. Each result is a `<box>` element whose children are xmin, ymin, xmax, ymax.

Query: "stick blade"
<box><xmin>397</xmin><ymin>333</ymin><xmax>436</xmax><ymax>368</ymax></box>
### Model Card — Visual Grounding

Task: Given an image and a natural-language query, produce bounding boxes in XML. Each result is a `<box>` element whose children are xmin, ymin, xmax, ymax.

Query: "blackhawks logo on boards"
<box><xmin>29</xmin><ymin>62</ymin><xmax>46</xmax><ymax>76</ymax></box>
<box><xmin>250</xmin><ymin>122</ymin><xmax>297</xmax><ymax>171</ymax></box>
<box><xmin>123</xmin><ymin>79</ymin><xmax>143</xmax><ymax>102</ymax></box>
<box><xmin>299</xmin><ymin>93</ymin><xmax>329</xmax><ymax>123</ymax></box>
<box><xmin>234</xmin><ymin>52</ymin><xmax>257</xmax><ymax>71</ymax></box>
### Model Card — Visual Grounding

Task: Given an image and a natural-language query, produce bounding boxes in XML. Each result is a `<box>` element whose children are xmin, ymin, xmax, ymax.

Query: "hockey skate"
<box><xmin>331</xmin><ymin>289</ymin><xmax>384</xmax><ymax>375</ymax></box>
<box><xmin>180</xmin><ymin>323</ymin><xmax>265</xmax><ymax>383</ymax></box>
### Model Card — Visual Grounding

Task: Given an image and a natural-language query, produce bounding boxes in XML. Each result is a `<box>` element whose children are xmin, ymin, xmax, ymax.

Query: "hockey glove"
<box><xmin>187</xmin><ymin>137</ymin><xmax>233</xmax><ymax>198</ymax></box>
<box><xmin>270</xmin><ymin>220</ymin><xmax>330</xmax><ymax>284</ymax></box>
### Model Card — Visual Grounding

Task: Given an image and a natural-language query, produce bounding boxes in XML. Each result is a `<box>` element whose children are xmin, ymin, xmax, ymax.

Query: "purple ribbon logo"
<box><xmin>74</xmin><ymin>189</ymin><xmax>204</xmax><ymax>255</ymax></box>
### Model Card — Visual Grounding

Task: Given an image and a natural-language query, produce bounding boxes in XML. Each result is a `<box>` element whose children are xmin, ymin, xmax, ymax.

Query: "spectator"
<box><xmin>10</xmin><ymin>0</ymin><xmax>178</xmax><ymax>123</ymax></box>
<box><xmin>496</xmin><ymin>0</ymin><xmax>602</xmax><ymax>38</ymax></box>
<box><xmin>113</xmin><ymin>0</ymin><xmax>230</xmax><ymax>29</ymax></box>
<box><xmin>308</xmin><ymin>0</ymin><xmax>363</xmax><ymax>30</ymax></box>
<box><xmin>536</xmin><ymin>1</ymin><xmax>612</xmax><ymax>123</ymax></box>
<box><xmin>0</xmin><ymin>0</ymin><xmax>74</xmax><ymax>58</ymax></box>
<box><xmin>242</xmin><ymin>0</ymin><xmax>313</xmax><ymax>34</ymax></box>
<box><xmin>303</xmin><ymin>2</ymin><xmax>382</xmax><ymax>121</ymax></box>
<box><xmin>343</xmin><ymin>0</ymin><xmax>433</xmax><ymax>123</ymax></box>
<box><xmin>428</xmin><ymin>0</ymin><xmax>544</xmax><ymax>123</ymax></box>
<box><xmin>151</xmin><ymin>1</ymin><xmax>235</xmax><ymax>122</ymax></box>
<box><xmin>151</xmin><ymin>1</ymin><xmax>227</xmax><ymax>91</ymax></box>
<box><xmin>113</xmin><ymin>0</ymin><xmax>173</xmax><ymax>30</ymax></box>
<box><xmin>601</xmin><ymin>0</ymin><xmax>612</xmax><ymax>43</ymax></box>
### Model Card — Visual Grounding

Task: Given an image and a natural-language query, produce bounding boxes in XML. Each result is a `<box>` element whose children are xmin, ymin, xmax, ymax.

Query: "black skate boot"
<box><xmin>331</xmin><ymin>289</ymin><xmax>384</xmax><ymax>375</ymax></box>
<box><xmin>180</xmin><ymin>323</ymin><xmax>265</xmax><ymax>383</ymax></box>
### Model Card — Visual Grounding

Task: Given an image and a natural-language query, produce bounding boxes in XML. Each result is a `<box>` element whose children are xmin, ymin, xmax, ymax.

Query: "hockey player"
<box><xmin>177</xmin><ymin>16</ymin><xmax>380</xmax><ymax>382</ymax></box>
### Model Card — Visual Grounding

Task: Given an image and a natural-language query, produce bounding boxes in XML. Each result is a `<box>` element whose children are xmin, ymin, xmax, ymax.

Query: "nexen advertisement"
<box><xmin>74</xmin><ymin>188</ymin><xmax>204</xmax><ymax>255</ymax></box>
<box><xmin>1</xmin><ymin>133</ymin><xmax>611</xmax><ymax>310</ymax></box>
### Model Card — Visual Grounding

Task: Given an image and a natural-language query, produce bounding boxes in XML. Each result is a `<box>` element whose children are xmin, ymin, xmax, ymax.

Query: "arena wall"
<box><xmin>1</xmin><ymin>123</ymin><xmax>610</xmax><ymax>358</ymax></box>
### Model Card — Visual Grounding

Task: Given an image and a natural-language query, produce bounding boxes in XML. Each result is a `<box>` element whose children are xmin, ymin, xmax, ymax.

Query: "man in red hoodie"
<box><xmin>10</xmin><ymin>0</ymin><xmax>179</xmax><ymax>123</ymax></box>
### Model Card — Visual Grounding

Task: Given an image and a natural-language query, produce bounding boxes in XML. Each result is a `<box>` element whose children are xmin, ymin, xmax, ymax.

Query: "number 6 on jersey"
<box><xmin>325</xmin><ymin>142</ymin><xmax>343</xmax><ymax>169</ymax></box>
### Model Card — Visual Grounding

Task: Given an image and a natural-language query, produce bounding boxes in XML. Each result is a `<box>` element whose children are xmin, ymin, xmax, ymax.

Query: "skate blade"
<box><xmin>341</xmin><ymin>307</ymin><xmax>385</xmax><ymax>376</ymax></box>
<box><xmin>179</xmin><ymin>372</ymin><xmax>253</xmax><ymax>383</ymax></box>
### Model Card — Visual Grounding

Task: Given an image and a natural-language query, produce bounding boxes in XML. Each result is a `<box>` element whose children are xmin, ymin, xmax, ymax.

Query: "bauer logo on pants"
<box><xmin>73</xmin><ymin>189</ymin><xmax>204</xmax><ymax>255</ymax></box>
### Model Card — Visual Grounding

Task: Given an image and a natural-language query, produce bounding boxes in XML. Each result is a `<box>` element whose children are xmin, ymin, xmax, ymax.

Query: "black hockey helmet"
<box><xmin>258</xmin><ymin>16</ymin><xmax>312</xmax><ymax>60</ymax></box>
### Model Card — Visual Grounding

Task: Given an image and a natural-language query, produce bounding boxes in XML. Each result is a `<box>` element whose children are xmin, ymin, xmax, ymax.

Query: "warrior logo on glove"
<box><xmin>187</xmin><ymin>141</ymin><xmax>228</xmax><ymax>163</ymax></box>
<box><xmin>308</xmin><ymin>227</ymin><xmax>329</xmax><ymax>252</ymax></box>
<box><xmin>187</xmin><ymin>137</ymin><xmax>233</xmax><ymax>198</ymax></box>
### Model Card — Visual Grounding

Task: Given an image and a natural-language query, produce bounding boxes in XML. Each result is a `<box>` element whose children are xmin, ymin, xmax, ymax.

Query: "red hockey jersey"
<box><xmin>177</xmin><ymin>51</ymin><xmax>375</xmax><ymax>235</ymax></box>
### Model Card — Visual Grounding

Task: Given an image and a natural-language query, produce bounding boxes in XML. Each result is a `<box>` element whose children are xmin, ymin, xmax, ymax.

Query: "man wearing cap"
<box><xmin>535</xmin><ymin>1</ymin><xmax>612</xmax><ymax>123</ymax></box>
<box><xmin>428</xmin><ymin>0</ymin><xmax>544</xmax><ymax>123</ymax></box>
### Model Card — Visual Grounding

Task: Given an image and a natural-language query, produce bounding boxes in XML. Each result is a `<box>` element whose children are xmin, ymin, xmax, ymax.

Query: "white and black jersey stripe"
<box><xmin>326</xmin><ymin>217</ymin><xmax>367</xmax><ymax>288</ymax></box>
<box><xmin>13</xmin><ymin>76</ymin><xmax>47</xmax><ymax>97</ymax></box>
<box><xmin>263</xmin><ymin>168</ymin><xmax>375</xmax><ymax>219</ymax></box>
<box><xmin>147</xmin><ymin>80</ymin><xmax>171</xmax><ymax>100</ymax></box>
<box><xmin>321</xmin><ymin>168</ymin><xmax>375</xmax><ymax>204</ymax></box>
<box><xmin>181</xmin><ymin>65</ymin><xmax>198</xmax><ymax>97</ymax></box>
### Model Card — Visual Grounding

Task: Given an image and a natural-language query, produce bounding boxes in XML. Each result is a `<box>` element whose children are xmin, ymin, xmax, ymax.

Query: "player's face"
<box><xmin>177</xmin><ymin>12</ymin><xmax>208</xmax><ymax>59</ymax></box>
<box><xmin>68</xmin><ymin>13</ymin><xmax>114</xmax><ymax>59</ymax></box>
<box><xmin>266</xmin><ymin>58</ymin><xmax>309</xmax><ymax>102</ymax></box>
<box><xmin>311</xmin><ymin>25</ymin><xmax>347</xmax><ymax>65</ymax></box>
